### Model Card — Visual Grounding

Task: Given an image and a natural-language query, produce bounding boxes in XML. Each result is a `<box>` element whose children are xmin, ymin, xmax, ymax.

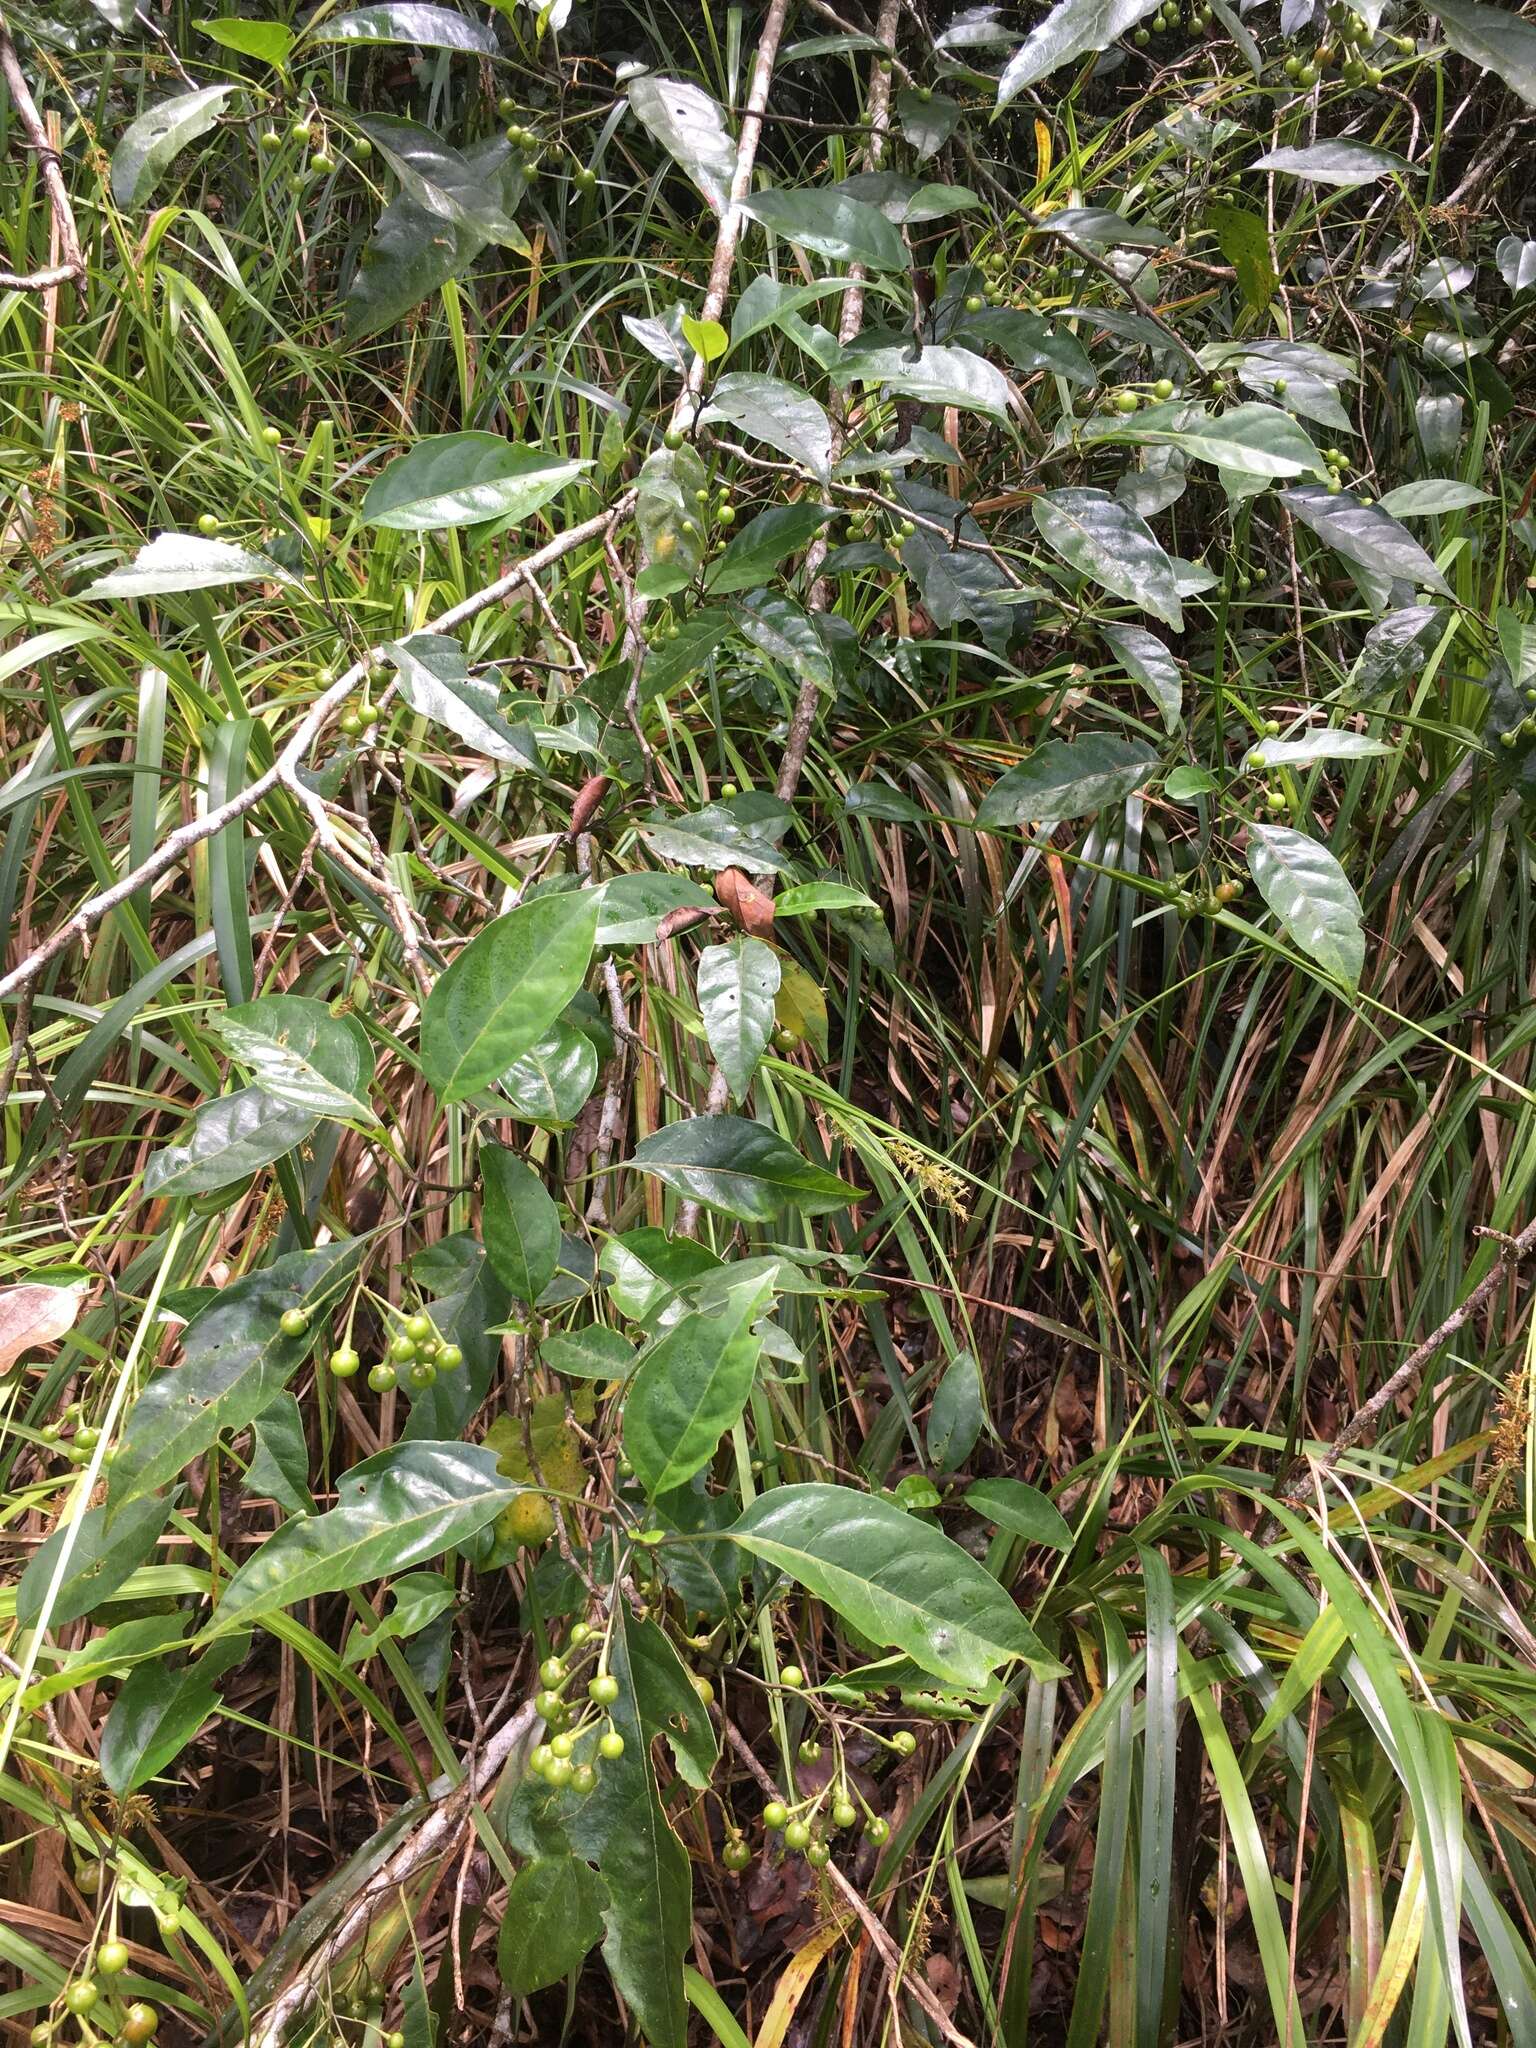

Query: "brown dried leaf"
<box><xmin>715</xmin><ymin>866</ymin><xmax>776</xmax><ymax>938</ymax></box>
<box><xmin>0</xmin><ymin>1281</ymin><xmax>87</xmax><ymax>1373</ymax></box>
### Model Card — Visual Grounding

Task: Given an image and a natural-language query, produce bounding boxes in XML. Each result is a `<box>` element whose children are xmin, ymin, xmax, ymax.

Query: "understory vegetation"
<box><xmin>1</xmin><ymin>0</ymin><xmax>1535</xmax><ymax>2042</ymax></box>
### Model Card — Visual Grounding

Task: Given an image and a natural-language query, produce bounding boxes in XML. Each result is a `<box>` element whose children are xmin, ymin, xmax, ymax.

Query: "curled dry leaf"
<box><xmin>0</xmin><ymin>1281</ymin><xmax>88</xmax><ymax>1373</ymax></box>
<box><xmin>655</xmin><ymin>904</ymin><xmax>717</xmax><ymax>944</ymax></box>
<box><xmin>569</xmin><ymin>774</ymin><xmax>611</xmax><ymax>837</ymax></box>
<box><xmin>714</xmin><ymin>866</ymin><xmax>777</xmax><ymax>938</ymax></box>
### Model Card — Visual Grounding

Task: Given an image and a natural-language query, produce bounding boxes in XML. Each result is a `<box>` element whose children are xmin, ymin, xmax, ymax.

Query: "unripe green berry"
<box><xmin>598</xmin><ymin>1729</ymin><xmax>625</xmax><ymax>1760</ymax></box>
<box><xmin>279</xmin><ymin>1308</ymin><xmax>309</xmax><ymax>1338</ymax></box>
<box><xmin>780</xmin><ymin>1665</ymin><xmax>804</xmax><ymax>1688</ymax></box>
<box><xmin>438</xmin><ymin>1343</ymin><xmax>463</xmax><ymax>1370</ymax></box>
<box><xmin>97</xmin><ymin>1941</ymin><xmax>130</xmax><ymax>1977</ymax></box>
<box><xmin>589</xmin><ymin>1673</ymin><xmax>620</xmax><ymax>1705</ymax></box>
<box><xmin>329</xmin><ymin>1347</ymin><xmax>361</xmax><ymax>1378</ymax></box>
<box><xmin>763</xmin><ymin>1800</ymin><xmax>788</xmax><ymax>1830</ymax></box>
<box><xmin>198</xmin><ymin>512</ymin><xmax>220</xmax><ymax>535</ymax></box>
<box><xmin>367</xmin><ymin>1362</ymin><xmax>397</xmax><ymax>1393</ymax></box>
<box><xmin>783</xmin><ymin>1820</ymin><xmax>810</xmax><ymax>1851</ymax></box>
<box><xmin>865</xmin><ymin>1815</ymin><xmax>890</xmax><ymax>1844</ymax></box>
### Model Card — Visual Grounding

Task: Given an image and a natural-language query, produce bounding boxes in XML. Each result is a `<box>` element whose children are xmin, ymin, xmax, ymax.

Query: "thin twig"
<box><xmin>0</xmin><ymin>8</ymin><xmax>87</xmax><ymax>302</ymax></box>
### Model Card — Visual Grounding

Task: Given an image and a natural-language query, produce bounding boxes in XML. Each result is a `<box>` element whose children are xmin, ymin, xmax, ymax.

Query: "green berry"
<box><xmin>498</xmin><ymin>95</ymin><xmax>517</xmax><ymax>117</ymax></box>
<box><xmin>798</xmin><ymin>1739</ymin><xmax>821</xmax><ymax>1762</ymax></box>
<box><xmin>763</xmin><ymin>1800</ymin><xmax>789</xmax><ymax>1830</ymax></box>
<box><xmin>575</xmin><ymin>167</ymin><xmax>597</xmax><ymax>192</ymax></box>
<box><xmin>353</xmin><ymin>137</ymin><xmax>373</xmax><ymax>159</ymax></box>
<box><xmin>387</xmin><ymin>2035</ymin><xmax>406</xmax><ymax>2048</ymax></box>
<box><xmin>865</xmin><ymin>1816</ymin><xmax>890</xmax><ymax>1845</ymax></box>
<box><xmin>534</xmin><ymin>1689</ymin><xmax>564</xmax><ymax>1720</ymax></box>
<box><xmin>1133</xmin><ymin>25</ymin><xmax>1150</xmax><ymax>42</ymax></box>
<box><xmin>549</xmin><ymin>1731</ymin><xmax>574</xmax><ymax>1759</ymax></box>
<box><xmin>122</xmin><ymin>2006</ymin><xmax>159</xmax><ymax>2045</ymax></box>
<box><xmin>64</xmin><ymin>1983</ymin><xmax>98</xmax><ymax>2017</ymax></box>
<box><xmin>572</xmin><ymin>1764</ymin><xmax>597</xmax><ymax>1794</ymax></box>
<box><xmin>404</xmin><ymin>1312</ymin><xmax>433</xmax><ymax>1344</ymax></box>
<box><xmin>198</xmin><ymin>512</ymin><xmax>220</xmax><ymax>535</ymax></box>
<box><xmin>437</xmin><ymin>1343</ymin><xmax>463</xmax><ymax>1370</ymax></box>
<box><xmin>404</xmin><ymin>1360</ymin><xmax>436</xmax><ymax>1391</ymax></box>
<box><xmin>338</xmin><ymin>710</ymin><xmax>364</xmax><ymax>737</ymax></box>
<box><xmin>540</xmin><ymin>1656</ymin><xmax>567</xmax><ymax>1688</ymax></box>
<box><xmin>569</xmin><ymin>1622</ymin><xmax>592</xmax><ymax>1645</ymax></box>
<box><xmin>964</xmin><ymin>294</ymin><xmax>984</xmax><ymax>313</ymax></box>
<box><xmin>663</xmin><ymin>427</ymin><xmax>685</xmax><ymax>450</ymax></box>
<box><xmin>716</xmin><ymin>503</ymin><xmax>735</xmax><ymax>525</ymax></box>
<box><xmin>832</xmin><ymin>1799</ymin><xmax>857</xmax><ymax>1829</ymax></box>
<box><xmin>261</xmin><ymin>425</ymin><xmax>282</xmax><ymax>446</ymax></box>
<box><xmin>783</xmin><ymin>1820</ymin><xmax>811</xmax><ymax>1851</ymax></box>
<box><xmin>529</xmin><ymin>1743</ymin><xmax>554</xmax><ymax>1776</ymax></box>
<box><xmin>1153</xmin><ymin>377</ymin><xmax>1174</xmax><ymax>400</ymax></box>
<box><xmin>806</xmin><ymin>1840</ymin><xmax>831</xmax><ymax>1868</ymax></box>
<box><xmin>389</xmin><ymin>1333</ymin><xmax>417</xmax><ymax>1363</ymax></box>
<box><xmin>1297</xmin><ymin>61</ymin><xmax>1318</xmax><ymax>83</ymax></box>
<box><xmin>598</xmin><ymin>1729</ymin><xmax>625</xmax><ymax>1760</ymax></box>
<box><xmin>328</xmin><ymin>1346</ymin><xmax>361</xmax><ymax>1379</ymax></box>
<box><xmin>723</xmin><ymin>1838</ymin><xmax>752</xmax><ymax>1871</ymax></box>
<box><xmin>311</xmin><ymin>152</ymin><xmax>335</xmax><ymax>174</ymax></box>
<box><xmin>367</xmin><ymin>1362</ymin><xmax>397</xmax><ymax>1393</ymax></box>
<box><xmin>74</xmin><ymin>1424</ymin><xmax>100</xmax><ymax>1450</ymax></box>
<box><xmin>259</xmin><ymin>129</ymin><xmax>282</xmax><ymax>153</ymax></box>
<box><xmin>589</xmin><ymin>1673</ymin><xmax>620</xmax><ymax>1706</ymax></box>
<box><xmin>97</xmin><ymin>1941</ymin><xmax>129</xmax><ymax>1977</ymax></box>
<box><xmin>891</xmin><ymin>1729</ymin><xmax>917</xmax><ymax>1756</ymax></box>
<box><xmin>290</xmin><ymin>122</ymin><xmax>313</xmax><ymax>145</ymax></box>
<box><xmin>279</xmin><ymin>1307</ymin><xmax>309</xmax><ymax>1338</ymax></box>
<box><xmin>545</xmin><ymin>1756</ymin><xmax>574</xmax><ymax>1789</ymax></box>
<box><xmin>1113</xmin><ymin>389</ymin><xmax>1140</xmax><ymax>414</ymax></box>
<box><xmin>780</xmin><ymin>1665</ymin><xmax>804</xmax><ymax>1688</ymax></box>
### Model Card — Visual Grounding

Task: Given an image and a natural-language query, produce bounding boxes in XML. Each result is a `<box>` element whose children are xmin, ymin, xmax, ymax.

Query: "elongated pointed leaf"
<box><xmin>111</xmin><ymin>86</ymin><xmax>236</xmax><ymax>208</ymax></box>
<box><xmin>500</xmin><ymin>1024</ymin><xmax>600</xmax><ymax>1125</ymax></box>
<box><xmin>631</xmin><ymin>1116</ymin><xmax>861</xmax><ymax>1221</ymax></box>
<box><xmin>481</xmin><ymin>1146</ymin><xmax>560</xmax><ymax>1304</ymax></box>
<box><xmin>198</xmin><ymin>18</ymin><xmax>295</xmax><ymax>64</ymax></box>
<box><xmin>730</xmin><ymin>591</ymin><xmax>832</xmax><ymax>687</ymax></box>
<box><xmin>387</xmin><ymin>634</ymin><xmax>539</xmax><ymax>766</ymax></box>
<box><xmin>627</xmin><ymin>75</ymin><xmax>737</xmax><ymax>213</ymax></box>
<box><xmin>358</xmin><ymin>115</ymin><xmax>522</xmax><ymax>243</ymax></box>
<box><xmin>497</xmin><ymin>1857</ymin><xmax>609</xmax><ymax>1995</ymax></box>
<box><xmin>1101</xmin><ymin>624</ymin><xmax>1182</xmax><ymax>732</ymax></box>
<box><xmin>421</xmin><ymin>889</ymin><xmax>601</xmax><ymax>1103</ymax></box>
<box><xmin>1251</xmin><ymin>141</ymin><xmax>1417</xmax><ymax>187</ymax></box>
<box><xmin>707</xmin><ymin>504</ymin><xmax>829</xmax><ymax>594</ymax></box>
<box><xmin>346</xmin><ymin>136</ymin><xmax>525</xmax><ymax>337</ymax></box>
<box><xmin>834</xmin><ymin>341</ymin><xmax>1011</xmax><ymax>418</ymax></box>
<box><xmin>743</xmin><ymin>188</ymin><xmax>907</xmax><ymax>271</ymax></box>
<box><xmin>997</xmin><ymin>0</ymin><xmax>1161</xmax><ymax>104</ymax></box>
<box><xmin>624</xmin><ymin>1274</ymin><xmax>773</xmax><ymax>1498</ymax></box>
<box><xmin>109</xmin><ymin>1241</ymin><xmax>361</xmax><ymax>1514</ymax></box>
<box><xmin>699</xmin><ymin>374</ymin><xmax>833</xmax><ymax>484</ymax></box>
<box><xmin>84</xmin><ymin>533</ymin><xmax>291</xmax><ymax>599</ymax></box>
<box><xmin>731</xmin><ymin>1483</ymin><xmax>1064</xmax><ymax>1687</ymax></box>
<box><xmin>208</xmin><ymin>1442</ymin><xmax>520</xmax><ymax>1631</ymax></box>
<box><xmin>1032</xmin><ymin>490</ymin><xmax>1183</xmax><ymax>628</ymax></box>
<box><xmin>16</xmin><ymin>1489</ymin><xmax>179</xmax><ymax>1630</ymax></box>
<box><xmin>977</xmin><ymin>735</ymin><xmax>1158</xmax><ymax>829</ymax></box>
<box><xmin>1084</xmin><ymin>401</ymin><xmax>1325</xmax><ymax>479</ymax></box>
<box><xmin>143</xmin><ymin>1086</ymin><xmax>318</xmax><ymax>1198</ymax></box>
<box><xmin>1247</xmin><ymin>822</ymin><xmax>1365</xmax><ymax>985</ymax></box>
<box><xmin>310</xmin><ymin>5</ymin><xmax>498</xmax><ymax>52</ymax></box>
<box><xmin>1281</xmin><ymin>487</ymin><xmax>1449</xmax><ymax>594</ymax></box>
<box><xmin>213</xmin><ymin>995</ymin><xmax>376</xmax><ymax>1124</ymax></box>
<box><xmin>100</xmin><ymin>1633</ymin><xmax>249</xmax><ymax>1793</ymax></box>
<box><xmin>1248</xmin><ymin>730</ymin><xmax>1390</xmax><ymax>767</ymax></box>
<box><xmin>1433</xmin><ymin>0</ymin><xmax>1536</xmax><ymax>106</ymax></box>
<box><xmin>696</xmin><ymin>937</ymin><xmax>781</xmax><ymax>1102</ymax></box>
<box><xmin>363</xmin><ymin>434</ymin><xmax>585</xmax><ymax>530</ymax></box>
<box><xmin>965</xmin><ymin>1477</ymin><xmax>1072</xmax><ymax>1550</ymax></box>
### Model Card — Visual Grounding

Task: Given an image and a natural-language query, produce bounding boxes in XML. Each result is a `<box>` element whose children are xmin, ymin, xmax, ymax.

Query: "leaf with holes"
<box><xmin>627</xmin><ymin>75</ymin><xmax>737</xmax><ymax>213</ymax></box>
<box><xmin>212</xmin><ymin>996</ymin><xmax>376</xmax><ymax>1125</ymax></box>
<box><xmin>111</xmin><ymin>86</ymin><xmax>236</xmax><ymax>208</ymax></box>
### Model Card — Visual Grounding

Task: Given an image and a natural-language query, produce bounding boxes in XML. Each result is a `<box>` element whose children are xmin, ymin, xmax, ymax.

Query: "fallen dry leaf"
<box><xmin>0</xmin><ymin>1281</ymin><xmax>88</xmax><ymax>1373</ymax></box>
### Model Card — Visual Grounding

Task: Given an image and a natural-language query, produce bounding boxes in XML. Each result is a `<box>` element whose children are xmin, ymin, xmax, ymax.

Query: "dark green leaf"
<box><xmin>213</xmin><ymin>995</ymin><xmax>376</xmax><ymax>1124</ymax></box>
<box><xmin>834</xmin><ymin>340</ymin><xmax>1011</xmax><ymax>418</ymax></box>
<box><xmin>696</xmin><ymin>937</ymin><xmax>781</xmax><ymax>1102</ymax></box>
<box><xmin>1208</xmin><ymin>202</ymin><xmax>1276</xmax><ymax>312</ymax></box>
<box><xmin>624</xmin><ymin>1273</ymin><xmax>773</xmax><ymax>1498</ymax></box>
<box><xmin>627</xmin><ymin>76</ymin><xmax>737</xmax><ymax>213</ymax></box>
<box><xmin>247</xmin><ymin>1393</ymin><xmax>312</xmax><ymax>1518</ymax></box>
<box><xmin>1083</xmin><ymin>400</ymin><xmax>1324</xmax><ymax>478</ymax></box>
<box><xmin>731</xmin><ymin>1483</ymin><xmax>1065</xmax><ymax>1687</ymax></box>
<box><xmin>1280</xmin><ymin>487</ymin><xmax>1450</xmax><ymax>594</ymax></box>
<box><xmin>16</xmin><ymin>1490</ymin><xmax>178</xmax><ymax>1630</ymax></box>
<box><xmin>500</xmin><ymin>1024</ymin><xmax>600</xmax><ymax>1125</ymax></box>
<box><xmin>897</xmin><ymin>89</ymin><xmax>961</xmax><ymax>161</ymax></box>
<box><xmin>100</xmin><ymin>1633</ymin><xmax>249</xmax><ymax>1794</ymax></box>
<box><xmin>402</xmin><ymin>1234</ymin><xmax>511</xmax><ymax>1443</ymax></box>
<box><xmin>143</xmin><ymin>1086</ymin><xmax>318</xmax><ymax>1199</ymax></box>
<box><xmin>965</xmin><ymin>1477</ymin><xmax>1072</xmax><ymax>1549</ymax></box>
<box><xmin>630</xmin><ymin>1116</ymin><xmax>862</xmax><ymax>1222</ymax></box>
<box><xmin>1101</xmin><ymin>623</ymin><xmax>1182</xmax><ymax>732</ymax></box>
<box><xmin>110</xmin><ymin>1241</ymin><xmax>360</xmax><ymax>1514</ymax></box>
<box><xmin>310</xmin><ymin>5</ymin><xmax>499</xmax><ymax>52</ymax></box>
<box><xmin>1032</xmin><ymin>490</ymin><xmax>1183</xmax><ymax>628</ymax></box>
<box><xmin>208</xmin><ymin>1442</ymin><xmax>520</xmax><ymax>1631</ymax></box>
<box><xmin>597</xmin><ymin>873</ymin><xmax>717</xmax><ymax>945</ymax></box>
<box><xmin>1246</xmin><ymin>823</ymin><xmax>1365</xmax><ymax>985</ymax></box>
<box><xmin>958</xmin><ymin>308</ymin><xmax>1095</xmax><ymax>385</ymax></box>
<box><xmin>927</xmin><ymin>1351</ymin><xmax>986</xmax><ymax>1470</ymax></box>
<box><xmin>706</xmin><ymin>504</ymin><xmax>828</xmax><ymax>594</ymax></box>
<box><xmin>387</xmin><ymin>633</ymin><xmax>539</xmax><ymax>767</ymax></box>
<box><xmin>111</xmin><ymin>86</ymin><xmax>236</xmax><ymax>208</ymax></box>
<box><xmin>626</xmin><ymin>1614</ymin><xmax>720</xmax><ymax>1789</ymax></box>
<box><xmin>421</xmin><ymin>888</ymin><xmax>601</xmax><ymax>1103</ymax></box>
<box><xmin>358</xmin><ymin>115</ymin><xmax>524</xmax><ymax>244</ymax></box>
<box><xmin>497</xmin><ymin>1857</ymin><xmax>609</xmax><ymax>1995</ymax></box>
<box><xmin>541</xmin><ymin>1324</ymin><xmax>637</xmax><ymax>1380</ymax></box>
<box><xmin>481</xmin><ymin>1146</ymin><xmax>560</xmax><ymax>1304</ymax></box>
<box><xmin>346</xmin><ymin>137</ymin><xmax>524</xmax><ymax>338</ymax></box>
<box><xmin>699</xmin><ymin>374</ymin><xmax>833</xmax><ymax>484</ymax></box>
<box><xmin>743</xmin><ymin>188</ymin><xmax>908</xmax><ymax>271</ymax></box>
<box><xmin>730</xmin><ymin>591</ymin><xmax>832</xmax><ymax>687</ymax></box>
<box><xmin>976</xmin><ymin>735</ymin><xmax>1159</xmax><ymax>829</ymax></box>
<box><xmin>341</xmin><ymin>1572</ymin><xmax>457</xmax><ymax>1667</ymax></box>
<box><xmin>998</xmin><ymin>0</ymin><xmax>1161</xmax><ymax>104</ymax></box>
<box><xmin>1427</xmin><ymin>0</ymin><xmax>1536</xmax><ymax>106</ymax></box>
<box><xmin>363</xmin><ymin>434</ymin><xmax>585</xmax><ymax>531</ymax></box>
<box><xmin>636</xmin><ymin>443</ymin><xmax>708</xmax><ymax>599</ymax></box>
<box><xmin>1345</xmin><ymin>605</ymin><xmax>1443</xmax><ymax>702</ymax></box>
<box><xmin>640</xmin><ymin>608</ymin><xmax>734</xmax><ymax>700</ymax></box>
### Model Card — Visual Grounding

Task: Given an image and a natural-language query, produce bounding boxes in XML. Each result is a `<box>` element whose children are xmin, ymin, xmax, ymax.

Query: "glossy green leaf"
<box><xmin>626</xmin><ymin>75</ymin><xmax>736</xmax><ymax>213</ymax></box>
<box><xmin>310</xmin><ymin>5</ymin><xmax>498</xmax><ymax>52</ymax></box>
<box><xmin>731</xmin><ymin>1483</ymin><xmax>1065</xmax><ymax>1687</ymax></box>
<box><xmin>363</xmin><ymin>433</ymin><xmax>585</xmax><ymax>531</ymax></box>
<box><xmin>1345</xmin><ymin>604</ymin><xmax>1443</xmax><ymax>702</ymax></box>
<box><xmin>421</xmin><ymin>888</ymin><xmax>601</xmax><ymax>1102</ymax></box>
<box><xmin>997</xmin><ymin>0</ymin><xmax>1161</xmax><ymax>104</ymax></box>
<box><xmin>965</xmin><ymin>1477</ymin><xmax>1072</xmax><ymax>1550</ymax></box>
<box><xmin>774</xmin><ymin>881</ymin><xmax>878</xmax><ymax>916</ymax></box>
<box><xmin>541</xmin><ymin>1323</ymin><xmax>637</xmax><ymax>1380</ymax></box>
<box><xmin>247</xmin><ymin>1393</ymin><xmax>312</xmax><ymax>1518</ymax></box>
<box><xmin>84</xmin><ymin>533</ymin><xmax>291</xmax><ymax>599</ymax></box>
<box><xmin>1281</xmin><ymin>486</ymin><xmax>1450</xmax><ymax>594</ymax></box>
<box><xmin>626</xmin><ymin>1613</ymin><xmax>720</xmax><ymax>1790</ymax></box>
<box><xmin>401</xmin><ymin>1234</ymin><xmax>511</xmax><ymax>1444</ymax></box>
<box><xmin>1208</xmin><ymin>200</ymin><xmax>1277</xmax><ymax>311</ymax></box>
<box><xmin>16</xmin><ymin>1489</ymin><xmax>179</xmax><ymax>1630</ymax></box>
<box><xmin>1246</xmin><ymin>822</ymin><xmax>1365</xmax><ymax>985</ymax></box>
<box><xmin>111</xmin><ymin>86</ymin><xmax>236</xmax><ymax>208</ymax></box>
<box><xmin>500</xmin><ymin>1023</ymin><xmax>600</xmax><ymax>1125</ymax></box>
<box><xmin>100</xmin><ymin>1633</ymin><xmax>249</xmax><ymax>1794</ymax></box>
<box><xmin>1427</xmin><ymin>0</ymin><xmax>1536</xmax><ymax>106</ymax></box>
<box><xmin>208</xmin><ymin>1442</ymin><xmax>520</xmax><ymax>1631</ymax></box>
<box><xmin>624</xmin><ymin>1273</ymin><xmax>773</xmax><ymax>1498</ymax></box>
<box><xmin>1248</xmin><ymin>730</ymin><xmax>1390</xmax><ymax>767</ymax></box>
<box><xmin>341</xmin><ymin>1572</ymin><xmax>457</xmax><ymax>1668</ymax></box>
<box><xmin>630</xmin><ymin>1116</ymin><xmax>861</xmax><ymax>1221</ymax></box>
<box><xmin>959</xmin><ymin>308</ymin><xmax>1096</xmax><ymax>385</ymax></box>
<box><xmin>481</xmin><ymin>1146</ymin><xmax>560</xmax><ymax>1304</ymax></box>
<box><xmin>1101</xmin><ymin>623</ymin><xmax>1182</xmax><ymax>732</ymax></box>
<box><xmin>1032</xmin><ymin>490</ymin><xmax>1183</xmax><ymax>628</ymax></box>
<box><xmin>636</xmin><ymin>442</ymin><xmax>708</xmax><ymax>599</ymax></box>
<box><xmin>976</xmin><ymin>735</ymin><xmax>1159</xmax><ymax>829</ymax></box>
<box><xmin>142</xmin><ymin>1085</ymin><xmax>318</xmax><ymax>1198</ymax></box>
<box><xmin>197</xmin><ymin>18</ymin><xmax>294</xmax><ymax>64</ymax></box>
<box><xmin>706</xmin><ymin>504</ymin><xmax>828</xmax><ymax>594</ymax></box>
<box><xmin>730</xmin><ymin>591</ymin><xmax>832</xmax><ymax>687</ymax></box>
<box><xmin>926</xmin><ymin>1351</ymin><xmax>985</xmax><ymax>1469</ymax></box>
<box><xmin>212</xmin><ymin>995</ymin><xmax>376</xmax><ymax>1124</ymax></box>
<box><xmin>497</xmin><ymin>1856</ymin><xmax>609</xmax><ymax>1995</ymax></box>
<box><xmin>696</xmin><ymin>937</ymin><xmax>781</xmax><ymax>1102</ymax></box>
<box><xmin>1251</xmin><ymin>141</ymin><xmax>1417</xmax><ymax>187</ymax></box>
<box><xmin>639</xmin><ymin>805</ymin><xmax>789</xmax><ymax>875</ymax></box>
<box><xmin>109</xmin><ymin>1241</ymin><xmax>360</xmax><ymax>1514</ymax></box>
<box><xmin>387</xmin><ymin>634</ymin><xmax>539</xmax><ymax>765</ymax></box>
<box><xmin>834</xmin><ymin>341</ymin><xmax>1011</xmax><ymax>419</ymax></box>
<box><xmin>359</xmin><ymin>114</ymin><xmax>525</xmax><ymax>243</ymax></box>
<box><xmin>699</xmin><ymin>373</ymin><xmax>833</xmax><ymax>484</ymax></box>
<box><xmin>596</xmin><ymin>872</ymin><xmax>717</xmax><ymax>945</ymax></box>
<box><xmin>1375</xmin><ymin>480</ymin><xmax>1491</xmax><ymax>518</ymax></box>
<box><xmin>743</xmin><ymin>188</ymin><xmax>908</xmax><ymax>271</ymax></box>
<box><xmin>1084</xmin><ymin>401</ymin><xmax>1324</xmax><ymax>479</ymax></box>
<box><xmin>346</xmin><ymin>136</ymin><xmax>525</xmax><ymax>337</ymax></box>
